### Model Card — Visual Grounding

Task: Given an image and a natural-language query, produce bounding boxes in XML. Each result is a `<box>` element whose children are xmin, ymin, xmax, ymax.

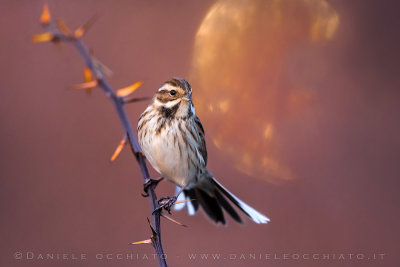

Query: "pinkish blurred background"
<box><xmin>1</xmin><ymin>0</ymin><xmax>399</xmax><ymax>266</ymax></box>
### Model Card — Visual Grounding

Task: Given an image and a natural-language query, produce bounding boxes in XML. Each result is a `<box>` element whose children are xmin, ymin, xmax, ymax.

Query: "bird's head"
<box><xmin>153</xmin><ymin>78</ymin><xmax>194</xmax><ymax>118</ymax></box>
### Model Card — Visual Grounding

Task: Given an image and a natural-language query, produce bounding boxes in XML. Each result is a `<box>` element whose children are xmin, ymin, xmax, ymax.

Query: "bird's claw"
<box><xmin>152</xmin><ymin>196</ymin><xmax>178</xmax><ymax>215</ymax></box>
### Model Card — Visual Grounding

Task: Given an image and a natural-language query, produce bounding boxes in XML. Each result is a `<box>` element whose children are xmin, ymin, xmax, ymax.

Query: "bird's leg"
<box><xmin>142</xmin><ymin>177</ymin><xmax>164</xmax><ymax>197</ymax></box>
<box><xmin>153</xmin><ymin>186</ymin><xmax>185</xmax><ymax>214</ymax></box>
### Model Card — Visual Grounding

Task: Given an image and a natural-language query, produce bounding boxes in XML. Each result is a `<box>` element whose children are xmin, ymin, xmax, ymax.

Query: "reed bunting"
<box><xmin>138</xmin><ymin>78</ymin><xmax>269</xmax><ymax>224</ymax></box>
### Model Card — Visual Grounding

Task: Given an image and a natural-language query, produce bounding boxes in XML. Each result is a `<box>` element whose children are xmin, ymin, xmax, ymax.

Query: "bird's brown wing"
<box><xmin>194</xmin><ymin>115</ymin><xmax>207</xmax><ymax>165</ymax></box>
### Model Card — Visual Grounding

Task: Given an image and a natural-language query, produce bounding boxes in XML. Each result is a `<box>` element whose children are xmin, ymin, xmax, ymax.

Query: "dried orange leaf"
<box><xmin>71</xmin><ymin>80</ymin><xmax>98</xmax><ymax>90</ymax></box>
<box><xmin>74</xmin><ymin>28</ymin><xmax>85</xmax><ymax>39</ymax></box>
<box><xmin>82</xmin><ymin>68</ymin><xmax>94</xmax><ymax>96</ymax></box>
<box><xmin>56</xmin><ymin>19</ymin><xmax>72</xmax><ymax>36</ymax></box>
<box><xmin>110</xmin><ymin>138</ymin><xmax>126</xmax><ymax>162</ymax></box>
<box><xmin>32</xmin><ymin>32</ymin><xmax>53</xmax><ymax>43</ymax></box>
<box><xmin>131</xmin><ymin>239</ymin><xmax>152</xmax><ymax>245</ymax></box>
<box><xmin>116</xmin><ymin>81</ymin><xmax>143</xmax><ymax>97</ymax></box>
<box><xmin>83</xmin><ymin>67</ymin><xmax>92</xmax><ymax>82</ymax></box>
<box><xmin>40</xmin><ymin>4</ymin><xmax>51</xmax><ymax>24</ymax></box>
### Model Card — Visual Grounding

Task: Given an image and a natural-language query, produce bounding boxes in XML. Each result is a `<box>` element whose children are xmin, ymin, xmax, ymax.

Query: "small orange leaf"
<box><xmin>32</xmin><ymin>32</ymin><xmax>53</xmax><ymax>43</ymax></box>
<box><xmin>82</xmin><ymin>68</ymin><xmax>93</xmax><ymax>95</ymax></box>
<box><xmin>71</xmin><ymin>80</ymin><xmax>98</xmax><ymax>90</ymax></box>
<box><xmin>83</xmin><ymin>67</ymin><xmax>92</xmax><ymax>82</ymax></box>
<box><xmin>116</xmin><ymin>81</ymin><xmax>143</xmax><ymax>97</ymax></box>
<box><xmin>131</xmin><ymin>239</ymin><xmax>152</xmax><ymax>245</ymax></box>
<box><xmin>40</xmin><ymin>4</ymin><xmax>51</xmax><ymax>24</ymax></box>
<box><xmin>74</xmin><ymin>28</ymin><xmax>84</xmax><ymax>39</ymax></box>
<box><xmin>110</xmin><ymin>138</ymin><xmax>126</xmax><ymax>162</ymax></box>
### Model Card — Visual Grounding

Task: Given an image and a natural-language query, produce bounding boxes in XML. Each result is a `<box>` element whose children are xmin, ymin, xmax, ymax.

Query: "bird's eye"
<box><xmin>170</xmin><ymin>90</ymin><xmax>176</xmax><ymax>96</ymax></box>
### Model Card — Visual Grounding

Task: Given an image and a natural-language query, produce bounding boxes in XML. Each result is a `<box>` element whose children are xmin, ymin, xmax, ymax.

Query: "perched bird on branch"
<box><xmin>138</xmin><ymin>78</ymin><xmax>269</xmax><ymax>224</ymax></box>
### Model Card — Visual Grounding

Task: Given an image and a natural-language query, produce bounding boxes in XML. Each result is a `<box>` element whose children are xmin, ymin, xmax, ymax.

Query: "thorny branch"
<box><xmin>33</xmin><ymin>5</ymin><xmax>168</xmax><ymax>267</ymax></box>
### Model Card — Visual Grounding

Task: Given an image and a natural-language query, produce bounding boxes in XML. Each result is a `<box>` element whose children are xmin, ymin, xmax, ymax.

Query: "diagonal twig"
<box><xmin>33</xmin><ymin>5</ymin><xmax>168</xmax><ymax>267</ymax></box>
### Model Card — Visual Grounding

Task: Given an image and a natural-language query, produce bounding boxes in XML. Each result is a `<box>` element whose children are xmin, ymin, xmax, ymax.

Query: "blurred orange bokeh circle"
<box><xmin>190</xmin><ymin>0</ymin><xmax>339</xmax><ymax>183</ymax></box>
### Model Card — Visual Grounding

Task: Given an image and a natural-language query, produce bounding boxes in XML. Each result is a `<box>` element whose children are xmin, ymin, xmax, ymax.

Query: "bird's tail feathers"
<box><xmin>174</xmin><ymin>175</ymin><xmax>270</xmax><ymax>224</ymax></box>
<box><xmin>211</xmin><ymin>178</ymin><xmax>270</xmax><ymax>224</ymax></box>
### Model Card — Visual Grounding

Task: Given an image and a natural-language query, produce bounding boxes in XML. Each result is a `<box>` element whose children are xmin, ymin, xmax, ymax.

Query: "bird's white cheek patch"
<box><xmin>156</xmin><ymin>98</ymin><xmax>181</xmax><ymax>108</ymax></box>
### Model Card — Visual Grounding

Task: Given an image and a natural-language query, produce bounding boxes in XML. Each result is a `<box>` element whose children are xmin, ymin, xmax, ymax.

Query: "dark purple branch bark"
<box><xmin>38</xmin><ymin>21</ymin><xmax>167</xmax><ymax>267</ymax></box>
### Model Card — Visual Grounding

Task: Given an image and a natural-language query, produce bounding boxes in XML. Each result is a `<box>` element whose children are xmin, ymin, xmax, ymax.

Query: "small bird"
<box><xmin>138</xmin><ymin>78</ymin><xmax>269</xmax><ymax>224</ymax></box>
